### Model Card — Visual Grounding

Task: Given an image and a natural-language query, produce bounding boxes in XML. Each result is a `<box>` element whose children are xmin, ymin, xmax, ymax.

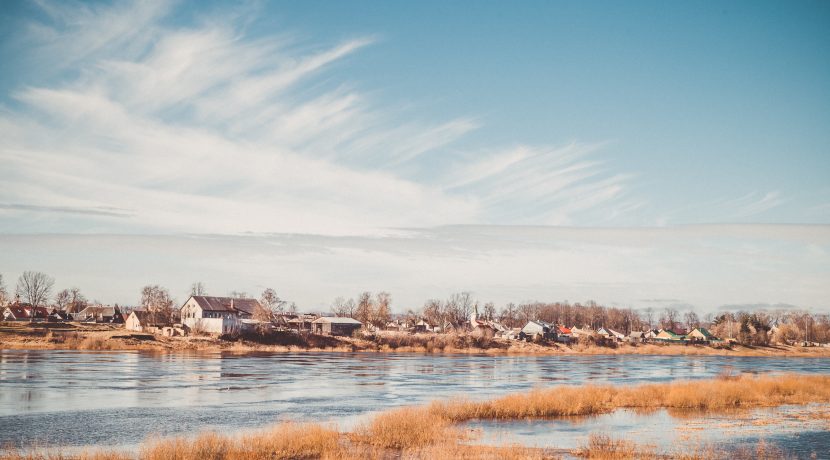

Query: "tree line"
<box><xmin>3</xmin><ymin>271</ymin><xmax>828</xmax><ymax>344</ymax></box>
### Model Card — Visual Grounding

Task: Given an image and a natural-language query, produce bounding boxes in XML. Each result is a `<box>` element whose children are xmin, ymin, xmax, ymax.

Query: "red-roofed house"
<box><xmin>2</xmin><ymin>303</ymin><xmax>49</xmax><ymax>321</ymax></box>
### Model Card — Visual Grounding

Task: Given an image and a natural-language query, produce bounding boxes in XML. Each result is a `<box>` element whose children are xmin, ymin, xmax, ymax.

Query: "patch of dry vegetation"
<box><xmin>2</xmin><ymin>374</ymin><xmax>824</xmax><ymax>460</ymax></box>
<box><xmin>432</xmin><ymin>373</ymin><xmax>830</xmax><ymax>421</ymax></box>
<box><xmin>572</xmin><ymin>434</ymin><xmax>790</xmax><ymax>460</ymax></box>
<box><xmin>139</xmin><ymin>423</ymin><xmax>341</xmax><ymax>460</ymax></box>
<box><xmin>353</xmin><ymin>406</ymin><xmax>460</xmax><ymax>449</ymax></box>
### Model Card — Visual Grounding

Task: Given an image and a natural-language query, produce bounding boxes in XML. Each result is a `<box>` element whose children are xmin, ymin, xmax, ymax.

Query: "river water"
<box><xmin>1</xmin><ymin>350</ymin><xmax>829</xmax><ymax>454</ymax></box>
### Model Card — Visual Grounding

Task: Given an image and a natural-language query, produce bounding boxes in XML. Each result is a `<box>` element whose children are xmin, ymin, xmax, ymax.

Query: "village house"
<box><xmin>607</xmin><ymin>328</ymin><xmax>626</xmax><ymax>342</ymax></box>
<box><xmin>180</xmin><ymin>295</ymin><xmax>261</xmax><ymax>335</ymax></box>
<box><xmin>556</xmin><ymin>325</ymin><xmax>573</xmax><ymax>343</ymax></box>
<box><xmin>520</xmin><ymin>320</ymin><xmax>555</xmax><ymax>341</ymax></box>
<box><xmin>627</xmin><ymin>331</ymin><xmax>646</xmax><ymax>342</ymax></box>
<box><xmin>414</xmin><ymin>319</ymin><xmax>436</xmax><ymax>333</ymax></box>
<box><xmin>284</xmin><ymin>313</ymin><xmax>319</xmax><ymax>332</ymax></box>
<box><xmin>75</xmin><ymin>305</ymin><xmax>124</xmax><ymax>323</ymax></box>
<box><xmin>2</xmin><ymin>303</ymin><xmax>48</xmax><ymax>321</ymax></box>
<box><xmin>687</xmin><ymin>327</ymin><xmax>717</xmax><ymax>343</ymax></box>
<box><xmin>655</xmin><ymin>328</ymin><xmax>687</xmax><ymax>342</ymax></box>
<box><xmin>125</xmin><ymin>310</ymin><xmax>156</xmax><ymax>332</ymax></box>
<box><xmin>312</xmin><ymin>316</ymin><xmax>362</xmax><ymax>336</ymax></box>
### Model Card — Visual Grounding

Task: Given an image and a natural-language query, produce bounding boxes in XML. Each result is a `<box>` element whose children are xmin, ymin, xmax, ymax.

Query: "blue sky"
<box><xmin>0</xmin><ymin>0</ymin><xmax>828</xmax><ymax>310</ymax></box>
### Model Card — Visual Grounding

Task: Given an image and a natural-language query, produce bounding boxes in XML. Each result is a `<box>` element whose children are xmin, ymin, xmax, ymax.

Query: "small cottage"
<box><xmin>75</xmin><ymin>305</ymin><xmax>123</xmax><ymax>323</ymax></box>
<box><xmin>655</xmin><ymin>328</ymin><xmax>687</xmax><ymax>342</ymax></box>
<box><xmin>521</xmin><ymin>320</ymin><xmax>555</xmax><ymax>341</ymax></box>
<box><xmin>687</xmin><ymin>327</ymin><xmax>716</xmax><ymax>342</ymax></box>
<box><xmin>125</xmin><ymin>310</ymin><xmax>154</xmax><ymax>332</ymax></box>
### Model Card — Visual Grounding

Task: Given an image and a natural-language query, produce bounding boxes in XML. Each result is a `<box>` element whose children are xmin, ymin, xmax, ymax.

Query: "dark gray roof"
<box><xmin>189</xmin><ymin>296</ymin><xmax>261</xmax><ymax>315</ymax></box>
<box><xmin>312</xmin><ymin>316</ymin><xmax>362</xmax><ymax>325</ymax></box>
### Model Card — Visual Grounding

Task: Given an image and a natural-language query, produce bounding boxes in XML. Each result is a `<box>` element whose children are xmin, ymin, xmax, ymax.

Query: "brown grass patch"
<box><xmin>572</xmin><ymin>434</ymin><xmax>790</xmax><ymax>460</ymax></box>
<box><xmin>139</xmin><ymin>422</ymin><xmax>341</xmax><ymax>460</ymax></box>
<box><xmin>353</xmin><ymin>406</ymin><xmax>460</xmax><ymax>449</ymax></box>
<box><xmin>433</xmin><ymin>373</ymin><xmax>830</xmax><ymax>421</ymax></box>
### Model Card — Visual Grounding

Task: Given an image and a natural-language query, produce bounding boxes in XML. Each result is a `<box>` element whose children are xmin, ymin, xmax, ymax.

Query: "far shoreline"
<box><xmin>2</xmin><ymin>323</ymin><xmax>829</xmax><ymax>358</ymax></box>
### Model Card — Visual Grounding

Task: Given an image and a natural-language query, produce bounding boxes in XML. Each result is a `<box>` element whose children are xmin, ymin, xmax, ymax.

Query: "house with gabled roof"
<box><xmin>655</xmin><ymin>328</ymin><xmax>687</xmax><ymax>342</ymax></box>
<box><xmin>75</xmin><ymin>305</ymin><xmax>124</xmax><ymax>323</ymax></box>
<box><xmin>2</xmin><ymin>303</ymin><xmax>48</xmax><ymax>321</ymax></box>
<box><xmin>180</xmin><ymin>295</ymin><xmax>262</xmax><ymax>335</ymax></box>
<box><xmin>312</xmin><ymin>316</ymin><xmax>362</xmax><ymax>336</ymax></box>
<box><xmin>521</xmin><ymin>320</ymin><xmax>555</xmax><ymax>341</ymax></box>
<box><xmin>687</xmin><ymin>327</ymin><xmax>717</xmax><ymax>342</ymax></box>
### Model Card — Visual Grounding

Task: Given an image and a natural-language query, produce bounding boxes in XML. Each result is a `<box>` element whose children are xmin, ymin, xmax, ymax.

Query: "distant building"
<box><xmin>2</xmin><ymin>303</ymin><xmax>48</xmax><ymax>321</ymax></box>
<box><xmin>75</xmin><ymin>305</ymin><xmax>124</xmax><ymax>323</ymax></box>
<box><xmin>125</xmin><ymin>310</ymin><xmax>156</xmax><ymax>332</ymax></box>
<box><xmin>180</xmin><ymin>296</ymin><xmax>262</xmax><ymax>335</ymax></box>
<box><xmin>687</xmin><ymin>327</ymin><xmax>717</xmax><ymax>342</ymax></box>
<box><xmin>655</xmin><ymin>328</ymin><xmax>687</xmax><ymax>341</ymax></box>
<box><xmin>312</xmin><ymin>316</ymin><xmax>362</xmax><ymax>336</ymax></box>
<box><xmin>520</xmin><ymin>320</ymin><xmax>555</xmax><ymax>341</ymax></box>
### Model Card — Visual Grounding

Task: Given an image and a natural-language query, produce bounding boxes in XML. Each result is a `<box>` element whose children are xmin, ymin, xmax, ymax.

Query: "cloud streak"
<box><xmin>0</xmin><ymin>0</ymin><xmax>640</xmax><ymax>235</ymax></box>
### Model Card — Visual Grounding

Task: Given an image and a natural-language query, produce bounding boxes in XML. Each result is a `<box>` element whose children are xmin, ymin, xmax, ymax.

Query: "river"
<box><xmin>1</xmin><ymin>350</ymin><xmax>829</xmax><ymax>454</ymax></box>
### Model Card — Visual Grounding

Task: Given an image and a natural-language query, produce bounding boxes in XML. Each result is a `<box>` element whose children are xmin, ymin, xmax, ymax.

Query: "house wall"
<box><xmin>521</xmin><ymin>323</ymin><xmax>545</xmax><ymax>335</ymax></box>
<box><xmin>183</xmin><ymin>317</ymin><xmax>239</xmax><ymax>335</ymax></box>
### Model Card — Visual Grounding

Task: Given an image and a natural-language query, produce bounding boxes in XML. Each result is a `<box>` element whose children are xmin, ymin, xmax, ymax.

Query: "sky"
<box><xmin>0</xmin><ymin>0</ymin><xmax>828</xmax><ymax>313</ymax></box>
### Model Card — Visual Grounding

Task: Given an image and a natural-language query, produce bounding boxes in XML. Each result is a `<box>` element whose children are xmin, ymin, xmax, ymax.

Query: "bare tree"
<box><xmin>374</xmin><ymin>291</ymin><xmax>392</xmax><ymax>327</ymax></box>
<box><xmin>422</xmin><ymin>298</ymin><xmax>443</xmax><ymax>327</ymax></box>
<box><xmin>229</xmin><ymin>290</ymin><xmax>248</xmax><ymax>299</ymax></box>
<box><xmin>499</xmin><ymin>303</ymin><xmax>519</xmax><ymax>328</ymax></box>
<box><xmin>661</xmin><ymin>307</ymin><xmax>679</xmax><ymax>330</ymax></box>
<box><xmin>446</xmin><ymin>292</ymin><xmax>475</xmax><ymax>327</ymax></box>
<box><xmin>16</xmin><ymin>271</ymin><xmax>54</xmax><ymax>322</ymax></box>
<box><xmin>355</xmin><ymin>291</ymin><xmax>374</xmax><ymax>326</ymax></box>
<box><xmin>190</xmin><ymin>282</ymin><xmax>207</xmax><ymax>296</ymax></box>
<box><xmin>258</xmin><ymin>288</ymin><xmax>286</xmax><ymax>320</ymax></box>
<box><xmin>55</xmin><ymin>289</ymin><xmax>71</xmax><ymax>311</ymax></box>
<box><xmin>67</xmin><ymin>287</ymin><xmax>87</xmax><ymax>313</ymax></box>
<box><xmin>642</xmin><ymin>307</ymin><xmax>655</xmax><ymax>329</ymax></box>
<box><xmin>286</xmin><ymin>302</ymin><xmax>297</xmax><ymax>315</ymax></box>
<box><xmin>141</xmin><ymin>285</ymin><xmax>175</xmax><ymax>324</ymax></box>
<box><xmin>331</xmin><ymin>297</ymin><xmax>356</xmax><ymax>318</ymax></box>
<box><xmin>482</xmin><ymin>302</ymin><xmax>496</xmax><ymax>321</ymax></box>
<box><xmin>684</xmin><ymin>310</ymin><xmax>700</xmax><ymax>332</ymax></box>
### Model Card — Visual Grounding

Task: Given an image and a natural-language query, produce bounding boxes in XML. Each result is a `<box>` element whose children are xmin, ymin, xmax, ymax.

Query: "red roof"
<box><xmin>557</xmin><ymin>325</ymin><xmax>572</xmax><ymax>334</ymax></box>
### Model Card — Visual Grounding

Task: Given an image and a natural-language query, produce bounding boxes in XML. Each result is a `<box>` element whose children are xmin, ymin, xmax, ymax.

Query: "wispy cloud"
<box><xmin>0</xmin><ymin>203</ymin><xmax>131</xmax><ymax>217</ymax></box>
<box><xmin>0</xmin><ymin>0</ymin><xmax>639</xmax><ymax>235</ymax></box>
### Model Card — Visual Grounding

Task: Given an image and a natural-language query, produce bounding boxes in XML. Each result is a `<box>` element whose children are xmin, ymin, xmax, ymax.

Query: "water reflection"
<box><xmin>0</xmin><ymin>350</ymin><xmax>828</xmax><ymax>451</ymax></box>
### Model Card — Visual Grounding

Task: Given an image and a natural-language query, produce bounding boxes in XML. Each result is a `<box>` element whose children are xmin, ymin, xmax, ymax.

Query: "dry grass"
<box><xmin>2</xmin><ymin>374</ymin><xmax>823</xmax><ymax>459</ymax></box>
<box><xmin>432</xmin><ymin>373</ymin><xmax>830</xmax><ymax>421</ymax></box>
<box><xmin>353</xmin><ymin>406</ymin><xmax>460</xmax><ymax>449</ymax></box>
<box><xmin>140</xmin><ymin>423</ymin><xmax>341</xmax><ymax>460</ymax></box>
<box><xmin>572</xmin><ymin>434</ymin><xmax>790</xmax><ymax>460</ymax></box>
<box><xmin>0</xmin><ymin>449</ymin><xmax>130</xmax><ymax>460</ymax></box>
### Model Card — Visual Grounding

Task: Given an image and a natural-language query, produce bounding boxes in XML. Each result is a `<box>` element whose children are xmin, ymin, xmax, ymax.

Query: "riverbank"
<box><xmin>2</xmin><ymin>373</ymin><xmax>826</xmax><ymax>460</ymax></box>
<box><xmin>2</xmin><ymin>322</ymin><xmax>829</xmax><ymax>357</ymax></box>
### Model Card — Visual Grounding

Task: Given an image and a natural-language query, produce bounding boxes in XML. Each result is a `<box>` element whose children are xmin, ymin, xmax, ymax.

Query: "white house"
<box><xmin>180</xmin><ymin>296</ymin><xmax>261</xmax><ymax>335</ymax></box>
<box><xmin>125</xmin><ymin>310</ymin><xmax>153</xmax><ymax>332</ymax></box>
<box><xmin>521</xmin><ymin>320</ymin><xmax>554</xmax><ymax>340</ymax></box>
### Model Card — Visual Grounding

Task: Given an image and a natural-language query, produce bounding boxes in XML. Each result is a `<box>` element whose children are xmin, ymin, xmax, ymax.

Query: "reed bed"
<box><xmin>139</xmin><ymin>423</ymin><xmax>341</xmax><ymax>460</ymax></box>
<box><xmin>352</xmin><ymin>406</ymin><xmax>460</xmax><ymax>449</ymax></box>
<box><xmin>2</xmin><ymin>374</ymin><xmax>825</xmax><ymax>459</ymax></box>
<box><xmin>431</xmin><ymin>373</ymin><xmax>830</xmax><ymax>421</ymax></box>
<box><xmin>572</xmin><ymin>433</ymin><xmax>790</xmax><ymax>460</ymax></box>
